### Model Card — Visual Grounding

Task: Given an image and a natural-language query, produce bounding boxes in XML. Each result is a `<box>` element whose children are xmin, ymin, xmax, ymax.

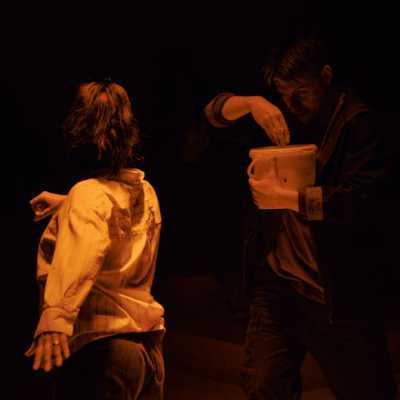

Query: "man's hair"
<box><xmin>263</xmin><ymin>38</ymin><xmax>332</xmax><ymax>88</ymax></box>
<box><xmin>64</xmin><ymin>81</ymin><xmax>140</xmax><ymax>176</ymax></box>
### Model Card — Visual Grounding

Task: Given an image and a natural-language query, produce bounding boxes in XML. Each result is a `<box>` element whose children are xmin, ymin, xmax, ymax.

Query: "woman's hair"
<box><xmin>64</xmin><ymin>81</ymin><xmax>141</xmax><ymax>176</ymax></box>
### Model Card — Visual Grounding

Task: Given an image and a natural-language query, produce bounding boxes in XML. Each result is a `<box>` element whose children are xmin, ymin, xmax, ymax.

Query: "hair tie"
<box><xmin>102</xmin><ymin>77</ymin><xmax>113</xmax><ymax>86</ymax></box>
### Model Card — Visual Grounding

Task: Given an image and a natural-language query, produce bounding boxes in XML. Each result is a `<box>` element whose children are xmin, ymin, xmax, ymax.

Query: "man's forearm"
<box><xmin>221</xmin><ymin>96</ymin><xmax>260</xmax><ymax>121</ymax></box>
<box><xmin>204</xmin><ymin>92</ymin><xmax>290</xmax><ymax>145</ymax></box>
<box><xmin>221</xmin><ymin>96</ymin><xmax>272</xmax><ymax>121</ymax></box>
<box><xmin>204</xmin><ymin>93</ymin><xmax>260</xmax><ymax>127</ymax></box>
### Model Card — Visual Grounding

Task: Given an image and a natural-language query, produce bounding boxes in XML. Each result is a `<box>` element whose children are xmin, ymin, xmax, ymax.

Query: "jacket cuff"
<box><xmin>204</xmin><ymin>92</ymin><xmax>237</xmax><ymax>127</ymax></box>
<box><xmin>299</xmin><ymin>186</ymin><xmax>324</xmax><ymax>220</ymax></box>
<box><xmin>33</xmin><ymin>307</ymin><xmax>76</xmax><ymax>339</ymax></box>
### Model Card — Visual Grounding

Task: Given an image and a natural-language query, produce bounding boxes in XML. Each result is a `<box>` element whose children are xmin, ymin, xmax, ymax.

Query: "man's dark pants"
<box><xmin>240</xmin><ymin>265</ymin><xmax>397</xmax><ymax>399</ymax></box>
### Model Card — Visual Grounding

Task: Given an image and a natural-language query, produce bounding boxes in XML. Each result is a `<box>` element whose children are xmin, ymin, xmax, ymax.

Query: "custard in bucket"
<box><xmin>247</xmin><ymin>144</ymin><xmax>318</xmax><ymax>190</ymax></box>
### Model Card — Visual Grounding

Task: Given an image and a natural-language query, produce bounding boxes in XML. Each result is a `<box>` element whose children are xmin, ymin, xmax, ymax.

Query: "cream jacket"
<box><xmin>27</xmin><ymin>169</ymin><xmax>164</xmax><ymax>354</ymax></box>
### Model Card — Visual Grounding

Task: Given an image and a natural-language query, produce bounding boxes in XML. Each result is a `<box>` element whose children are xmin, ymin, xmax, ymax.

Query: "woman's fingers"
<box><xmin>30</xmin><ymin>193</ymin><xmax>50</xmax><ymax>221</ymax></box>
<box><xmin>32</xmin><ymin>338</ymin><xmax>44</xmax><ymax>370</ymax></box>
<box><xmin>51</xmin><ymin>333</ymin><xmax>63</xmax><ymax>367</ymax></box>
<box><xmin>30</xmin><ymin>192</ymin><xmax>47</xmax><ymax>206</ymax></box>
<box><xmin>43</xmin><ymin>334</ymin><xmax>54</xmax><ymax>372</ymax></box>
<box><xmin>59</xmin><ymin>334</ymin><xmax>71</xmax><ymax>360</ymax></box>
<box><xmin>33</xmin><ymin>209</ymin><xmax>52</xmax><ymax>222</ymax></box>
<box><xmin>32</xmin><ymin>332</ymin><xmax>70</xmax><ymax>372</ymax></box>
<box><xmin>29</xmin><ymin>195</ymin><xmax>42</xmax><ymax>205</ymax></box>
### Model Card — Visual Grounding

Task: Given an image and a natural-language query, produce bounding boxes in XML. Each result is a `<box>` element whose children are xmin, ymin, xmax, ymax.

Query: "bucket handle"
<box><xmin>247</xmin><ymin>159</ymin><xmax>257</xmax><ymax>178</ymax></box>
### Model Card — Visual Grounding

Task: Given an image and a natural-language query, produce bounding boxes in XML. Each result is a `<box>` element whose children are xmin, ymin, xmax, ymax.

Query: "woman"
<box><xmin>26</xmin><ymin>81</ymin><xmax>165</xmax><ymax>400</ymax></box>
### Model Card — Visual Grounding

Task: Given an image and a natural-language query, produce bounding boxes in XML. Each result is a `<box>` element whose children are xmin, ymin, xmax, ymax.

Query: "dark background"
<box><xmin>6</xmin><ymin>2</ymin><xmax>400</xmax><ymax>396</ymax></box>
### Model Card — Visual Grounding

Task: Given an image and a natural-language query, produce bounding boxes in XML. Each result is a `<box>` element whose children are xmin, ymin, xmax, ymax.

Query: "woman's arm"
<box><xmin>30</xmin><ymin>191</ymin><xmax>67</xmax><ymax>221</ymax></box>
<box><xmin>27</xmin><ymin>183</ymin><xmax>111</xmax><ymax>371</ymax></box>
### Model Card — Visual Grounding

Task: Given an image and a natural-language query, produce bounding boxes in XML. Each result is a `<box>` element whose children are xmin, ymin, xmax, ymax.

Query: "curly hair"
<box><xmin>64</xmin><ymin>81</ymin><xmax>141</xmax><ymax>176</ymax></box>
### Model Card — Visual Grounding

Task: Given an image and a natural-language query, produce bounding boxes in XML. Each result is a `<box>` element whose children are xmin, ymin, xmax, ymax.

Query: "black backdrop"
<box><xmin>7</xmin><ymin>3</ymin><xmax>400</xmax><ymax>396</ymax></box>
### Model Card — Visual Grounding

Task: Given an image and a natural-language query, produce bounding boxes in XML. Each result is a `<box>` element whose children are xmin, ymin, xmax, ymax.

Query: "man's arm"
<box><xmin>249</xmin><ymin>112</ymin><xmax>385</xmax><ymax>222</ymax></box>
<box><xmin>204</xmin><ymin>92</ymin><xmax>290</xmax><ymax>145</ymax></box>
<box><xmin>299</xmin><ymin>112</ymin><xmax>385</xmax><ymax>222</ymax></box>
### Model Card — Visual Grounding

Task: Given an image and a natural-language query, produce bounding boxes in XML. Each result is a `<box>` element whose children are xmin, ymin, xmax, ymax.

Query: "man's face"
<box><xmin>274</xmin><ymin>73</ymin><xmax>328</xmax><ymax>124</ymax></box>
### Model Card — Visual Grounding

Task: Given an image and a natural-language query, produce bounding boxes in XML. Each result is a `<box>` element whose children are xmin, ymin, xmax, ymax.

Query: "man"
<box><xmin>205</xmin><ymin>38</ymin><xmax>396</xmax><ymax>399</ymax></box>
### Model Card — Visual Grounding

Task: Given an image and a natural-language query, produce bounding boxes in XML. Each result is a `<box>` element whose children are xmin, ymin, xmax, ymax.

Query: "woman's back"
<box><xmin>36</xmin><ymin>168</ymin><xmax>164</xmax><ymax>354</ymax></box>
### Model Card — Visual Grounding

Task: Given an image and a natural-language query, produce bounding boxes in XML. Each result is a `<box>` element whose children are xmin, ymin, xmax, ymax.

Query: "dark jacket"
<box><xmin>308</xmin><ymin>91</ymin><xmax>386</xmax><ymax>321</ymax></box>
<box><xmin>205</xmin><ymin>90</ymin><xmax>388</xmax><ymax>321</ymax></box>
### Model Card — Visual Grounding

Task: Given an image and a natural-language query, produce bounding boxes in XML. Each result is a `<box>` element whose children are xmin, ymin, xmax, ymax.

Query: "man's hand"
<box><xmin>208</xmin><ymin>94</ymin><xmax>290</xmax><ymax>145</ymax></box>
<box><xmin>248</xmin><ymin>96</ymin><xmax>290</xmax><ymax>146</ymax></box>
<box><xmin>248</xmin><ymin>158</ymin><xmax>299</xmax><ymax>211</ymax></box>
<box><xmin>30</xmin><ymin>192</ymin><xmax>66</xmax><ymax>222</ymax></box>
<box><xmin>31</xmin><ymin>332</ymin><xmax>70</xmax><ymax>372</ymax></box>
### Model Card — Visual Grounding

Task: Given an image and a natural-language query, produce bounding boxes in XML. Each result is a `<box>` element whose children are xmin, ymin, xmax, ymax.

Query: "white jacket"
<box><xmin>27</xmin><ymin>168</ymin><xmax>164</xmax><ymax>354</ymax></box>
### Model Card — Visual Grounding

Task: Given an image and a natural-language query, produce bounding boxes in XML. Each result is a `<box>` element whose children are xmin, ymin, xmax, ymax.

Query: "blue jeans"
<box><xmin>52</xmin><ymin>331</ymin><xmax>165</xmax><ymax>400</ymax></box>
<box><xmin>241</xmin><ymin>265</ymin><xmax>397</xmax><ymax>399</ymax></box>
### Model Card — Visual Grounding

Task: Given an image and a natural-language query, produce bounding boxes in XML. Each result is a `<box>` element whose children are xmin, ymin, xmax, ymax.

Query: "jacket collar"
<box><xmin>316</xmin><ymin>91</ymin><xmax>347</xmax><ymax>174</ymax></box>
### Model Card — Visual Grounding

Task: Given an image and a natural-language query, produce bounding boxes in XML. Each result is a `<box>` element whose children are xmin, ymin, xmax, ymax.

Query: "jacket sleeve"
<box><xmin>204</xmin><ymin>92</ymin><xmax>237</xmax><ymax>128</ymax></box>
<box><xmin>33</xmin><ymin>183</ymin><xmax>111</xmax><ymax>338</ymax></box>
<box><xmin>299</xmin><ymin>112</ymin><xmax>386</xmax><ymax>223</ymax></box>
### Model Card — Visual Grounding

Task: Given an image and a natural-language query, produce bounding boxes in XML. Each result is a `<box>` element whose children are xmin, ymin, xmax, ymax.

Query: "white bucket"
<box><xmin>247</xmin><ymin>144</ymin><xmax>318</xmax><ymax>190</ymax></box>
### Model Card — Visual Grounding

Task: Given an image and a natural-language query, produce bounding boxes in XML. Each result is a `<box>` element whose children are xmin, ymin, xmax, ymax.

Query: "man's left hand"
<box><xmin>249</xmin><ymin>171</ymin><xmax>299</xmax><ymax>211</ymax></box>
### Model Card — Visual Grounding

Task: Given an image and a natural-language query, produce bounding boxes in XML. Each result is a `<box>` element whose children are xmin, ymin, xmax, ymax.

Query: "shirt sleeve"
<box><xmin>33</xmin><ymin>183</ymin><xmax>111</xmax><ymax>338</ymax></box>
<box><xmin>299</xmin><ymin>112</ymin><xmax>386</xmax><ymax>223</ymax></box>
<box><xmin>203</xmin><ymin>92</ymin><xmax>237</xmax><ymax>128</ymax></box>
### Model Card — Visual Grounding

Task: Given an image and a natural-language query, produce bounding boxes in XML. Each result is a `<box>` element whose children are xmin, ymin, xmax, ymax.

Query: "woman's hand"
<box><xmin>30</xmin><ymin>332</ymin><xmax>70</xmax><ymax>372</ymax></box>
<box><xmin>30</xmin><ymin>192</ymin><xmax>66</xmax><ymax>222</ymax></box>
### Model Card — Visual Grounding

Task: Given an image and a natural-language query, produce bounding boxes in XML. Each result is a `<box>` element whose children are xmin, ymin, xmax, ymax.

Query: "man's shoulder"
<box><xmin>341</xmin><ymin>88</ymin><xmax>372</xmax><ymax>119</ymax></box>
<box><xmin>337</xmin><ymin>88</ymin><xmax>375</xmax><ymax>136</ymax></box>
<box><xmin>340</xmin><ymin>91</ymin><xmax>379</xmax><ymax>149</ymax></box>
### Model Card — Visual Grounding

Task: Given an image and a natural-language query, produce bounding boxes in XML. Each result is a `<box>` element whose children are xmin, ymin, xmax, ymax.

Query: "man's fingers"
<box><xmin>262</xmin><ymin>114</ymin><xmax>287</xmax><ymax>145</ymax></box>
<box><xmin>260</xmin><ymin>116</ymin><xmax>279</xmax><ymax>144</ymax></box>
<box><xmin>277</xmin><ymin>114</ymin><xmax>290</xmax><ymax>145</ymax></box>
<box><xmin>273</xmin><ymin>109</ymin><xmax>290</xmax><ymax>145</ymax></box>
<box><xmin>263</xmin><ymin>111</ymin><xmax>290</xmax><ymax>146</ymax></box>
<box><xmin>60</xmin><ymin>334</ymin><xmax>70</xmax><ymax>360</ymax></box>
